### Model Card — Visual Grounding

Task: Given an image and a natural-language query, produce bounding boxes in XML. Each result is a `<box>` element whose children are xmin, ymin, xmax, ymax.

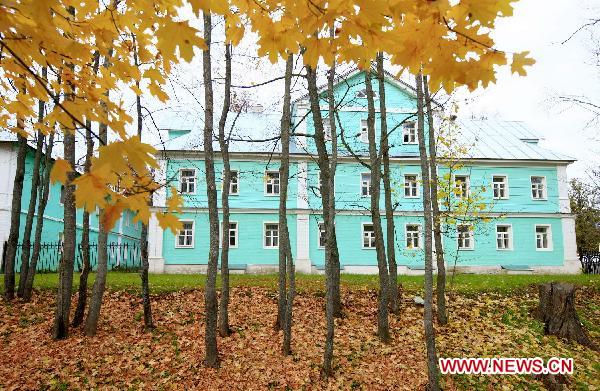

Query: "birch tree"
<box><xmin>202</xmin><ymin>12</ymin><xmax>220</xmax><ymax>368</ymax></box>
<box><xmin>364</xmin><ymin>69</ymin><xmax>390</xmax><ymax>343</ymax></box>
<box><xmin>22</xmin><ymin>133</ymin><xmax>55</xmax><ymax>302</ymax></box>
<box><xmin>376</xmin><ymin>54</ymin><xmax>400</xmax><ymax>315</ymax></box>
<box><xmin>17</xmin><ymin>91</ymin><xmax>45</xmax><ymax>298</ymax></box>
<box><xmin>423</xmin><ymin>76</ymin><xmax>448</xmax><ymax>325</ymax></box>
<box><xmin>3</xmin><ymin>131</ymin><xmax>27</xmax><ymax>301</ymax></box>
<box><xmin>279</xmin><ymin>54</ymin><xmax>295</xmax><ymax>355</ymax></box>
<box><xmin>415</xmin><ymin>72</ymin><xmax>440</xmax><ymax>390</ymax></box>
<box><xmin>218</xmin><ymin>42</ymin><xmax>232</xmax><ymax>338</ymax></box>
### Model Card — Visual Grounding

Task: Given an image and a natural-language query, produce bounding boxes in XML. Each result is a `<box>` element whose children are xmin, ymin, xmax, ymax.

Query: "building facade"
<box><xmin>146</xmin><ymin>69</ymin><xmax>579</xmax><ymax>274</ymax></box>
<box><xmin>0</xmin><ymin>138</ymin><xmax>141</xmax><ymax>271</ymax></box>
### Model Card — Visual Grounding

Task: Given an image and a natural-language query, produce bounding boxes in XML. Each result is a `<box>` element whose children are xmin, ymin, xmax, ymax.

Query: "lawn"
<box><xmin>4</xmin><ymin>271</ymin><xmax>599</xmax><ymax>294</ymax></box>
<box><xmin>0</xmin><ymin>273</ymin><xmax>599</xmax><ymax>390</ymax></box>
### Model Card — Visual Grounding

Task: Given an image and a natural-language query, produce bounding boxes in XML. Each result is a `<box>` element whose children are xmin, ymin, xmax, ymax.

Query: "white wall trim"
<box><xmin>295</xmin><ymin>214</ymin><xmax>311</xmax><ymax>273</ymax></box>
<box><xmin>557</xmin><ymin>165</ymin><xmax>570</xmax><ymax>213</ymax></box>
<box><xmin>297</xmin><ymin>161</ymin><xmax>308</xmax><ymax>209</ymax></box>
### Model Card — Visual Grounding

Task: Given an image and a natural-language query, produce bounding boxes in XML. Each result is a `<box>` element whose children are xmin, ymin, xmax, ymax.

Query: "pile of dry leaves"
<box><xmin>0</xmin><ymin>285</ymin><xmax>598</xmax><ymax>390</ymax></box>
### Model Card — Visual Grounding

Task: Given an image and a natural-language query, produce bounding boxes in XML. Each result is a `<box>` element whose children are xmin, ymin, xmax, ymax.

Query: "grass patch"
<box><xmin>1</xmin><ymin>272</ymin><xmax>599</xmax><ymax>294</ymax></box>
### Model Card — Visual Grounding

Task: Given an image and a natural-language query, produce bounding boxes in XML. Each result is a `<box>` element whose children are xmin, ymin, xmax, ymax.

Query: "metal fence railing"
<box><xmin>580</xmin><ymin>251</ymin><xmax>600</xmax><ymax>274</ymax></box>
<box><xmin>1</xmin><ymin>241</ymin><xmax>141</xmax><ymax>273</ymax></box>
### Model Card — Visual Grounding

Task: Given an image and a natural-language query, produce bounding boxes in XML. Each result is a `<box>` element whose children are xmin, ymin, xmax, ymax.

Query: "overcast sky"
<box><xmin>460</xmin><ymin>0</ymin><xmax>600</xmax><ymax>180</ymax></box>
<box><xmin>146</xmin><ymin>1</ymin><xmax>600</xmax><ymax>181</ymax></box>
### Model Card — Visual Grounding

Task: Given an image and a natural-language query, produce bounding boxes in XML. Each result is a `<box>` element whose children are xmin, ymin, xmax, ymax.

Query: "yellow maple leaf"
<box><xmin>156</xmin><ymin>212</ymin><xmax>182</xmax><ymax>234</ymax></box>
<box><xmin>101</xmin><ymin>203</ymin><xmax>126</xmax><ymax>232</ymax></box>
<box><xmin>511</xmin><ymin>51</ymin><xmax>535</xmax><ymax>76</ymax></box>
<box><xmin>50</xmin><ymin>159</ymin><xmax>72</xmax><ymax>184</ymax></box>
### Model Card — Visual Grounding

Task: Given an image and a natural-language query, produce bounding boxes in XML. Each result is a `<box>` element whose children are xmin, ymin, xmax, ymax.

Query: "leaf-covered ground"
<box><xmin>0</xmin><ymin>285</ymin><xmax>599</xmax><ymax>390</ymax></box>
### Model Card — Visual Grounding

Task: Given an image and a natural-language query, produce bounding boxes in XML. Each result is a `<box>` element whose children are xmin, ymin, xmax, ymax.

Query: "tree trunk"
<box><xmin>416</xmin><ymin>72</ymin><xmax>440</xmax><ymax>390</ymax></box>
<box><xmin>73</xmin><ymin>54</ymin><xmax>100</xmax><ymax>327</ymax></box>
<box><xmin>3</xmin><ymin>131</ymin><xmax>27</xmax><ymax>301</ymax></box>
<box><xmin>132</xmin><ymin>40</ymin><xmax>154</xmax><ymax>332</ymax></box>
<box><xmin>326</xmin><ymin>53</ymin><xmax>342</xmax><ymax>319</ymax></box>
<box><xmin>423</xmin><ymin>76</ymin><xmax>448</xmax><ymax>326</ymax></box>
<box><xmin>306</xmin><ymin>64</ymin><xmax>338</xmax><ymax>374</ymax></box>
<box><xmin>377</xmin><ymin>53</ymin><xmax>399</xmax><ymax>315</ymax></box>
<box><xmin>365</xmin><ymin>70</ymin><xmax>390</xmax><ymax>343</ymax></box>
<box><xmin>84</xmin><ymin>51</ymin><xmax>111</xmax><ymax>336</ymax></box>
<box><xmin>218</xmin><ymin>43</ymin><xmax>232</xmax><ymax>338</ymax></box>
<box><xmin>84</xmin><ymin>117</ymin><xmax>109</xmax><ymax>337</ymax></box>
<box><xmin>202</xmin><ymin>12</ymin><xmax>220</xmax><ymax>368</ymax></box>
<box><xmin>279</xmin><ymin>54</ymin><xmax>295</xmax><ymax>355</ymax></box>
<box><xmin>534</xmin><ymin>282</ymin><xmax>599</xmax><ymax>351</ymax></box>
<box><xmin>23</xmin><ymin>133</ymin><xmax>55</xmax><ymax>302</ymax></box>
<box><xmin>72</xmin><ymin>120</ymin><xmax>93</xmax><ymax>327</ymax></box>
<box><xmin>54</xmin><ymin>126</ymin><xmax>77</xmax><ymax>339</ymax></box>
<box><xmin>17</xmin><ymin>128</ymin><xmax>43</xmax><ymax>298</ymax></box>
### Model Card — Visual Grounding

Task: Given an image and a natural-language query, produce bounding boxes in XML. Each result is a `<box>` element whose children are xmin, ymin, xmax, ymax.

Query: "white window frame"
<box><xmin>360</xmin><ymin>172</ymin><xmax>371</xmax><ymax>197</ymax></box>
<box><xmin>453</xmin><ymin>174</ymin><xmax>470</xmax><ymax>199</ymax></box>
<box><xmin>318</xmin><ymin>221</ymin><xmax>326</xmax><ymax>249</ymax></box>
<box><xmin>222</xmin><ymin>169</ymin><xmax>239</xmax><ymax>195</ymax></box>
<box><xmin>535</xmin><ymin>224</ymin><xmax>553</xmax><ymax>251</ymax></box>
<box><xmin>402</xmin><ymin>121</ymin><xmax>417</xmax><ymax>144</ymax></box>
<box><xmin>531</xmin><ymin>176</ymin><xmax>547</xmax><ymax>200</ymax></box>
<box><xmin>264</xmin><ymin>170</ymin><xmax>280</xmax><ymax>196</ymax></box>
<box><xmin>219</xmin><ymin>221</ymin><xmax>239</xmax><ymax>249</ymax></box>
<box><xmin>263</xmin><ymin>222</ymin><xmax>279</xmax><ymax>249</ymax></box>
<box><xmin>179</xmin><ymin>168</ymin><xmax>197</xmax><ymax>195</ymax></box>
<box><xmin>361</xmin><ymin>223</ymin><xmax>376</xmax><ymax>249</ymax></box>
<box><xmin>404</xmin><ymin>174</ymin><xmax>419</xmax><ymax>198</ymax></box>
<box><xmin>359</xmin><ymin>119</ymin><xmax>368</xmax><ymax>143</ymax></box>
<box><xmin>405</xmin><ymin>223</ymin><xmax>421</xmax><ymax>249</ymax></box>
<box><xmin>457</xmin><ymin>225</ymin><xmax>474</xmax><ymax>250</ymax></box>
<box><xmin>175</xmin><ymin>220</ymin><xmax>195</xmax><ymax>248</ymax></box>
<box><xmin>496</xmin><ymin>224</ymin><xmax>513</xmax><ymax>251</ymax></box>
<box><xmin>492</xmin><ymin>175</ymin><xmax>509</xmax><ymax>200</ymax></box>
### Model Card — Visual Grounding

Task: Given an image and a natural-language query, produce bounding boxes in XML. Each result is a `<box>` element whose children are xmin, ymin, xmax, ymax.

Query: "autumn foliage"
<box><xmin>1</xmin><ymin>0</ymin><xmax>535</xmax><ymax>233</ymax></box>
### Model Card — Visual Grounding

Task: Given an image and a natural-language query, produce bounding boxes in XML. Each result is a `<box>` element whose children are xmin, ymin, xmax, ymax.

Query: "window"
<box><xmin>318</xmin><ymin>222</ymin><xmax>326</xmax><ymax>248</ymax></box>
<box><xmin>220</xmin><ymin>222</ymin><xmax>238</xmax><ymax>248</ymax></box>
<box><xmin>176</xmin><ymin>221</ymin><xmax>194</xmax><ymax>248</ymax></box>
<box><xmin>402</xmin><ymin>121</ymin><xmax>417</xmax><ymax>144</ymax></box>
<box><xmin>265</xmin><ymin>171</ymin><xmax>280</xmax><ymax>195</ymax></box>
<box><xmin>361</xmin><ymin>173</ymin><xmax>371</xmax><ymax>197</ymax></box>
<box><xmin>355</xmin><ymin>88</ymin><xmax>378</xmax><ymax>99</ymax></box>
<box><xmin>496</xmin><ymin>225</ymin><xmax>512</xmax><ymax>250</ymax></box>
<box><xmin>457</xmin><ymin>225</ymin><xmax>474</xmax><ymax>250</ymax></box>
<box><xmin>535</xmin><ymin>225</ymin><xmax>552</xmax><ymax>250</ymax></box>
<box><xmin>406</xmin><ymin>224</ymin><xmax>420</xmax><ymax>248</ymax></box>
<box><xmin>264</xmin><ymin>223</ymin><xmax>279</xmax><ymax>248</ymax></box>
<box><xmin>224</xmin><ymin>170</ymin><xmax>239</xmax><ymax>195</ymax></box>
<box><xmin>404</xmin><ymin>174</ymin><xmax>419</xmax><ymax>198</ymax></box>
<box><xmin>359</xmin><ymin>119</ymin><xmax>368</xmax><ymax>143</ymax></box>
<box><xmin>322</xmin><ymin>117</ymin><xmax>332</xmax><ymax>141</ymax></box>
<box><xmin>179</xmin><ymin>169</ymin><xmax>196</xmax><ymax>194</ymax></box>
<box><xmin>531</xmin><ymin>176</ymin><xmax>546</xmax><ymax>200</ymax></box>
<box><xmin>454</xmin><ymin>175</ymin><xmax>470</xmax><ymax>199</ymax></box>
<box><xmin>362</xmin><ymin>223</ymin><xmax>375</xmax><ymax>249</ymax></box>
<box><xmin>59</xmin><ymin>185</ymin><xmax>65</xmax><ymax>204</ymax></box>
<box><xmin>493</xmin><ymin>176</ymin><xmax>508</xmax><ymax>199</ymax></box>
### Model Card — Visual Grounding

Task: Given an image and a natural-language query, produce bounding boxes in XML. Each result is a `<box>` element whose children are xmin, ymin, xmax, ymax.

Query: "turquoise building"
<box><xmin>145</xmin><ymin>68</ymin><xmax>578</xmax><ymax>274</ymax></box>
<box><xmin>0</xmin><ymin>136</ymin><xmax>141</xmax><ymax>271</ymax></box>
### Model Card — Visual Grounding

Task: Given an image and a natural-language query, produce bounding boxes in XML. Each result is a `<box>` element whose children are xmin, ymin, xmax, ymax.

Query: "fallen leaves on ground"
<box><xmin>0</xmin><ymin>285</ymin><xmax>598</xmax><ymax>390</ymax></box>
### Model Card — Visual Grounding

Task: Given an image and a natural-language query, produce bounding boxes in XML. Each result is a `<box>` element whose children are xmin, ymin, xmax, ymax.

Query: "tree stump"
<box><xmin>534</xmin><ymin>282</ymin><xmax>598</xmax><ymax>351</ymax></box>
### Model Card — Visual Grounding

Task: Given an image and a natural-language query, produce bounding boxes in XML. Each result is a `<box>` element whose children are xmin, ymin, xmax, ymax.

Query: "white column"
<box><xmin>557</xmin><ymin>165</ymin><xmax>570</xmax><ymax>213</ymax></box>
<box><xmin>297</xmin><ymin>161</ymin><xmax>308</xmax><ymax>209</ymax></box>
<box><xmin>296</xmin><ymin>213</ymin><xmax>312</xmax><ymax>273</ymax></box>
<box><xmin>153</xmin><ymin>158</ymin><xmax>167</xmax><ymax>207</ymax></box>
<box><xmin>295</xmin><ymin>103</ymin><xmax>308</xmax><ymax>151</ymax></box>
<box><xmin>148</xmin><ymin>212</ymin><xmax>165</xmax><ymax>273</ymax></box>
<box><xmin>561</xmin><ymin>216</ymin><xmax>580</xmax><ymax>273</ymax></box>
